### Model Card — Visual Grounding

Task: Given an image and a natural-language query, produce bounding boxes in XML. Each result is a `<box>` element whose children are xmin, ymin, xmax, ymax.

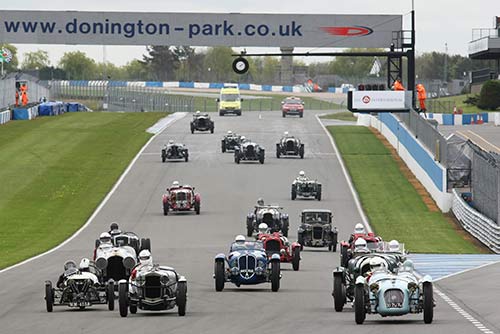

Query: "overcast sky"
<box><xmin>1</xmin><ymin>0</ymin><xmax>499</xmax><ymax>66</ymax></box>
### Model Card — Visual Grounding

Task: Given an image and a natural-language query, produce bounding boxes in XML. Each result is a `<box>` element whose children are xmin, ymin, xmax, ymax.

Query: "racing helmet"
<box><xmin>235</xmin><ymin>235</ymin><xmax>246</xmax><ymax>243</ymax></box>
<box><xmin>389</xmin><ymin>240</ymin><xmax>400</xmax><ymax>252</ymax></box>
<box><xmin>64</xmin><ymin>260</ymin><xmax>77</xmax><ymax>271</ymax></box>
<box><xmin>354</xmin><ymin>223</ymin><xmax>365</xmax><ymax>234</ymax></box>
<box><xmin>99</xmin><ymin>232</ymin><xmax>112</xmax><ymax>244</ymax></box>
<box><xmin>257</xmin><ymin>198</ymin><xmax>264</xmax><ymax>206</ymax></box>
<box><xmin>369</xmin><ymin>257</ymin><xmax>386</xmax><ymax>272</ymax></box>
<box><xmin>172</xmin><ymin>181</ymin><xmax>180</xmax><ymax>187</ymax></box>
<box><xmin>196</xmin><ymin>110</ymin><xmax>201</xmax><ymax>114</ymax></box>
<box><xmin>354</xmin><ymin>238</ymin><xmax>367</xmax><ymax>251</ymax></box>
<box><xmin>79</xmin><ymin>258</ymin><xmax>90</xmax><ymax>271</ymax></box>
<box><xmin>402</xmin><ymin>259</ymin><xmax>414</xmax><ymax>272</ymax></box>
<box><xmin>240</xmin><ymin>136</ymin><xmax>246</xmax><ymax>142</ymax></box>
<box><xmin>109</xmin><ymin>222</ymin><xmax>119</xmax><ymax>231</ymax></box>
<box><xmin>138</xmin><ymin>249</ymin><xmax>153</xmax><ymax>266</ymax></box>
<box><xmin>227</xmin><ymin>130</ymin><xmax>233</xmax><ymax>135</ymax></box>
<box><xmin>168</xmin><ymin>139</ymin><xmax>174</xmax><ymax>144</ymax></box>
<box><xmin>258</xmin><ymin>223</ymin><xmax>269</xmax><ymax>234</ymax></box>
<box><xmin>284</xmin><ymin>131</ymin><xmax>289</xmax><ymax>136</ymax></box>
<box><xmin>299</xmin><ymin>170</ymin><xmax>305</xmax><ymax>177</ymax></box>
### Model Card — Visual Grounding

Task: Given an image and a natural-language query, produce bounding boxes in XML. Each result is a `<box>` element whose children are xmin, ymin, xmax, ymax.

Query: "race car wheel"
<box><xmin>340</xmin><ymin>245</ymin><xmax>349</xmax><ymax>268</ymax></box>
<box><xmin>292</xmin><ymin>247</ymin><xmax>300</xmax><ymax>271</ymax></box>
<box><xmin>162</xmin><ymin>155</ymin><xmax>166</xmax><ymax>163</ymax></box>
<box><xmin>282</xmin><ymin>112</ymin><xmax>286</xmax><ymax>117</ymax></box>
<box><xmin>271</xmin><ymin>260</ymin><xmax>280</xmax><ymax>292</ymax></box>
<box><xmin>141</xmin><ymin>238</ymin><xmax>151</xmax><ymax>252</ymax></box>
<box><xmin>276</xmin><ymin>144</ymin><xmax>281</xmax><ymax>158</ymax></box>
<box><xmin>291</xmin><ymin>185</ymin><xmax>297</xmax><ymax>200</ymax></box>
<box><xmin>316</xmin><ymin>185</ymin><xmax>322</xmax><ymax>201</ymax></box>
<box><xmin>235</xmin><ymin>154</ymin><xmax>240</xmax><ymax>164</ymax></box>
<box><xmin>423</xmin><ymin>282</ymin><xmax>434</xmax><ymax>324</ymax></box>
<box><xmin>210</xmin><ymin>126</ymin><xmax>214</xmax><ymax>134</ymax></box>
<box><xmin>300</xmin><ymin>112</ymin><xmax>303</xmax><ymax>118</ymax></box>
<box><xmin>185</xmin><ymin>154</ymin><xmax>189</xmax><ymax>162</ymax></box>
<box><xmin>214</xmin><ymin>260</ymin><xmax>225</xmax><ymax>292</ymax></box>
<box><xmin>45</xmin><ymin>281</ymin><xmax>54</xmax><ymax>312</ymax></box>
<box><xmin>190</xmin><ymin>124</ymin><xmax>195</xmax><ymax>134</ymax></box>
<box><xmin>333</xmin><ymin>274</ymin><xmax>345</xmax><ymax>312</ymax></box>
<box><xmin>219</xmin><ymin>111</ymin><xmax>224</xmax><ymax>116</ymax></box>
<box><xmin>195</xmin><ymin>202</ymin><xmax>201</xmax><ymax>215</ymax></box>
<box><xmin>246</xmin><ymin>221</ymin><xmax>254</xmax><ymax>237</ymax></box>
<box><xmin>297</xmin><ymin>233</ymin><xmax>304</xmax><ymax>251</ymax></box>
<box><xmin>354</xmin><ymin>284</ymin><xmax>365</xmax><ymax>324</ymax></box>
<box><xmin>177</xmin><ymin>281</ymin><xmax>187</xmax><ymax>316</ymax></box>
<box><xmin>107</xmin><ymin>280</ymin><xmax>115</xmax><ymax>311</ymax></box>
<box><xmin>221</xmin><ymin>141</ymin><xmax>226</xmax><ymax>153</ymax></box>
<box><xmin>282</xmin><ymin>219</ymin><xmax>289</xmax><ymax>237</ymax></box>
<box><xmin>259</xmin><ymin>152</ymin><xmax>265</xmax><ymax>164</ymax></box>
<box><xmin>299</xmin><ymin>145</ymin><xmax>305</xmax><ymax>159</ymax></box>
<box><xmin>163</xmin><ymin>202</ymin><xmax>169</xmax><ymax>216</ymax></box>
<box><xmin>118</xmin><ymin>282</ymin><xmax>128</xmax><ymax>317</ymax></box>
<box><xmin>129</xmin><ymin>304</ymin><xmax>137</xmax><ymax>314</ymax></box>
<box><xmin>95</xmin><ymin>239</ymin><xmax>101</xmax><ymax>249</ymax></box>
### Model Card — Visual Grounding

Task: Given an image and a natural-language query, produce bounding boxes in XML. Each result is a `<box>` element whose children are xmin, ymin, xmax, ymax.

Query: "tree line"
<box><xmin>0</xmin><ymin>43</ymin><xmax>495</xmax><ymax>85</ymax></box>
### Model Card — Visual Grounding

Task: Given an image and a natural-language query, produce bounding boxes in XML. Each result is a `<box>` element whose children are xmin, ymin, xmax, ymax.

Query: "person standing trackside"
<box><xmin>15</xmin><ymin>90</ymin><xmax>19</xmax><ymax>107</ymax></box>
<box><xmin>416</xmin><ymin>84</ymin><xmax>427</xmax><ymax>117</ymax></box>
<box><xmin>392</xmin><ymin>78</ymin><xmax>405</xmax><ymax>91</ymax></box>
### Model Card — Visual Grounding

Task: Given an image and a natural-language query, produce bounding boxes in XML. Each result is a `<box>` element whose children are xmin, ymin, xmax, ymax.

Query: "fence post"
<box><xmin>435</xmin><ymin>139</ymin><xmax>440</xmax><ymax>162</ymax></box>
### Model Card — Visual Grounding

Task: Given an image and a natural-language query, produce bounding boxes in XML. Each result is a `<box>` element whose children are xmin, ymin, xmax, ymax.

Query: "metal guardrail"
<box><xmin>452</xmin><ymin>189</ymin><xmax>500</xmax><ymax>253</ymax></box>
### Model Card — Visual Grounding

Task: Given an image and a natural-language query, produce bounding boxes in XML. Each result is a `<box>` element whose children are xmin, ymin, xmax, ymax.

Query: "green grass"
<box><xmin>0</xmin><ymin>112</ymin><xmax>166</xmax><ymax>269</ymax></box>
<box><xmin>328</xmin><ymin>126</ymin><xmax>483</xmax><ymax>254</ymax></box>
<box><xmin>429</xmin><ymin>94</ymin><xmax>488</xmax><ymax>114</ymax></box>
<box><xmin>320</xmin><ymin>112</ymin><xmax>357</xmax><ymax>121</ymax></box>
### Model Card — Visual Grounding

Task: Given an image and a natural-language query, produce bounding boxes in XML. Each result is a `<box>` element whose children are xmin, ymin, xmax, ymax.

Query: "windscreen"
<box><xmin>221</xmin><ymin>94</ymin><xmax>240</xmax><ymax>102</ymax></box>
<box><xmin>304</xmin><ymin>212</ymin><xmax>329</xmax><ymax>224</ymax></box>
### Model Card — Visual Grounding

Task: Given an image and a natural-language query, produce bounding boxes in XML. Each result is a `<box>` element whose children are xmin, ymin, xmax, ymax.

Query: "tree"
<box><xmin>142</xmin><ymin>46</ymin><xmax>180</xmax><ymax>81</ymax></box>
<box><xmin>0</xmin><ymin>43</ymin><xmax>19</xmax><ymax>73</ymax></box>
<box><xmin>122</xmin><ymin>60</ymin><xmax>149</xmax><ymax>81</ymax></box>
<box><xmin>329</xmin><ymin>48</ymin><xmax>382</xmax><ymax>81</ymax></box>
<box><xmin>22</xmin><ymin>50</ymin><xmax>50</xmax><ymax>70</ymax></box>
<box><xmin>203</xmin><ymin>47</ymin><xmax>236</xmax><ymax>82</ymax></box>
<box><xmin>478</xmin><ymin>80</ymin><xmax>500</xmax><ymax>110</ymax></box>
<box><xmin>59</xmin><ymin>51</ymin><xmax>96</xmax><ymax>80</ymax></box>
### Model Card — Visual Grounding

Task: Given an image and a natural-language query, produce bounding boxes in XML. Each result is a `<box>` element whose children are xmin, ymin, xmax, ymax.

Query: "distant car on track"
<box><xmin>234</xmin><ymin>140</ymin><xmax>265</xmax><ymax>164</ymax></box>
<box><xmin>281</xmin><ymin>97</ymin><xmax>304</xmax><ymax>118</ymax></box>
<box><xmin>162</xmin><ymin>141</ymin><xmax>189</xmax><ymax>162</ymax></box>
<box><xmin>247</xmin><ymin>205</ymin><xmax>289</xmax><ymax>237</ymax></box>
<box><xmin>191</xmin><ymin>112</ymin><xmax>214</xmax><ymax>134</ymax></box>
<box><xmin>257</xmin><ymin>232</ymin><xmax>301</xmax><ymax>271</ymax></box>
<box><xmin>297</xmin><ymin>209</ymin><xmax>337</xmax><ymax>251</ymax></box>
<box><xmin>276</xmin><ymin>134</ymin><xmax>304</xmax><ymax>159</ymax></box>
<box><xmin>162</xmin><ymin>184</ymin><xmax>201</xmax><ymax>215</ymax></box>
<box><xmin>221</xmin><ymin>132</ymin><xmax>242</xmax><ymax>152</ymax></box>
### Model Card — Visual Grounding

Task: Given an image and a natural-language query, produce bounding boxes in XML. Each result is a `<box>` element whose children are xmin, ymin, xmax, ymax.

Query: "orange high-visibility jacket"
<box><xmin>416</xmin><ymin>84</ymin><xmax>427</xmax><ymax>100</ymax></box>
<box><xmin>393</xmin><ymin>80</ymin><xmax>405</xmax><ymax>91</ymax></box>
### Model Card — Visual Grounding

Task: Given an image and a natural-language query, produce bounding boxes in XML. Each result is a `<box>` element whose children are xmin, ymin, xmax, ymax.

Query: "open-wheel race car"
<box><xmin>297</xmin><ymin>209</ymin><xmax>337</xmax><ymax>251</ymax></box>
<box><xmin>234</xmin><ymin>140</ymin><xmax>265</xmax><ymax>164</ymax></box>
<box><xmin>162</xmin><ymin>184</ymin><xmax>201</xmax><ymax>215</ymax></box>
<box><xmin>276</xmin><ymin>134</ymin><xmax>304</xmax><ymax>159</ymax></box>
<box><xmin>190</xmin><ymin>112</ymin><xmax>214</xmax><ymax>134</ymax></box>
<box><xmin>221</xmin><ymin>131</ymin><xmax>242</xmax><ymax>152</ymax></box>
<box><xmin>45</xmin><ymin>261</ymin><xmax>115</xmax><ymax>312</ymax></box>
<box><xmin>161</xmin><ymin>141</ymin><xmax>189</xmax><ymax>162</ymax></box>
<box><xmin>257</xmin><ymin>232</ymin><xmax>301</xmax><ymax>271</ymax></box>
<box><xmin>247</xmin><ymin>205</ymin><xmax>289</xmax><ymax>237</ymax></box>
<box><xmin>351</xmin><ymin>258</ymin><xmax>433</xmax><ymax>324</ymax></box>
<box><xmin>332</xmin><ymin>241</ymin><xmax>408</xmax><ymax>313</ymax></box>
<box><xmin>214</xmin><ymin>239</ymin><xmax>281</xmax><ymax>292</ymax></box>
<box><xmin>291</xmin><ymin>178</ymin><xmax>321</xmax><ymax>200</ymax></box>
<box><xmin>94</xmin><ymin>232</ymin><xmax>151</xmax><ymax>283</ymax></box>
<box><xmin>118</xmin><ymin>264</ymin><xmax>187</xmax><ymax>317</ymax></box>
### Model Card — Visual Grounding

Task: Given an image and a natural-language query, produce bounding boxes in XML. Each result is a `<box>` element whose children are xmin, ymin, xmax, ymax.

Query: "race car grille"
<box><xmin>107</xmin><ymin>256</ymin><xmax>127</xmax><ymax>281</ymax></box>
<box><xmin>145</xmin><ymin>275</ymin><xmax>162</xmax><ymax>299</ymax></box>
<box><xmin>176</xmin><ymin>192</ymin><xmax>187</xmax><ymax>201</ymax></box>
<box><xmin>313</xmin><ymin>227</ymin><xmax>323</xmax><ymax>239</ymax></box>
<box><xmin>245</xmin><ymin>145</ymin><xmax>255</xmax><ymax>156</ymax></box>
<box><xmin>198</xmin><ymin>119</ymin><xmax>206</xmax><ymax>126</ymax></box>
<box><xmin>384</xmin><ymin>289</ymin><xmax>404</xmax><ymax>308</ymax></box>
<box><xmin>265</xmin><ymin>240</ymin><xmax>281</xmax><ymax>254</ymax></box>
<box><xmin>239</xmin><ymin>255</ymin><xmax>256</xmax><ymax>279</ymax></box>
<box><xmin>286</xmin><ymin>141</ymin><xmax>295</xmax><ymax>151</ymax></box>
<box><xmin>263</xmin><ymin>213</ymin><xmax>273</xmax><ymax>225</ymax></box>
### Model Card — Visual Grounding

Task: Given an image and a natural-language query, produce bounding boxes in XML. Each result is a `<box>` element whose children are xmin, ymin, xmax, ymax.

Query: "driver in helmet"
<box><xmin>227</xmin><ymin>130</ymin><xmax>233</xmax><ymax>136</ymax></box>
<box><xmin>353</xmin><ymin>238</ymin><xmax>370</xmax><ymax>255</ymax></box>
<box><xmin>257</xmin><ymin>223</ymin><xmax>269</xmax><ymax>239</ymax></box>
<box><xmin>79</xmin><ymin>258</ymin><xmax>100</xmax><ymax>285</ymax></box>
<box><xmin>57</xmin><ymin>260</ymin><xmax>79</xmax><ymax>288</ymax></box>
<box><xmin>109</xmin><ymin>222</ymin><xmax>122</xmax><ymax>239</ymax></box>
<box><xmin>295</xmin><ymin>170</ymin><xmax>308</xmax><ymax>182</ymax></box>
<box><xmin>255</xmin><ymin>198</ymin><xmax>265</xmax><ymax>215</ymax></box>
<box><xmin>240</xmin><ymin>136</ymin><xmax>248</xmax><ymax>143</ymax></box>
<box><xmin>348</xmin><ymin>223</ymin><xmax>366</xmax><ymax>243</ymax></box>
<box><xmin>98</xmin><ymin>232</ymin><xmax>112</xmax><ymax>246</ymax></box>
<box><xmin>388</xmin><ymin>240</ymin><xmax>401</xmax><ymax>252</ymax></box>
<box><xmin>367</xmin><ymin>257</ymin><xmax>387</xmax><ymax>282</ymax></box>
<box><xmin>136</xmin><ymin>249</ymin><xmax>153</xmax><ymax>272</ymax></box>
<box><xmin>170</xmin><ymin>180</ymin><xmax>180</xmax><ymax>190</ymax></box>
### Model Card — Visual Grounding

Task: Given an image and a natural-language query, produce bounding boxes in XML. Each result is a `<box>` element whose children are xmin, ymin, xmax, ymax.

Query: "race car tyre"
<box><xmin>299</xmin><ymin>145</ymin><xmax>305</xmax><ymax>159</ymax></box>
<box><xmin>235</xmin><ymin>153</ymin><xmax>240</xmax><ymax>164</ymax></box>
<box><xmin>221</xmin><ymin>141</ymin><xmax>226</xmax><ymax>153</ymax></box>
<box><xmin>214</xmin><ymin>260</ymin><xmax>225</xmax><ymax>292</ymax></box>
<box><xmin>282</xmin><ymin>112</ymin><xmax>286</xmax><ymax>118</ymax></box>
<box><xmin>291</xmin><ymin>185</ymin><xmax>297</xmax><ymax>200</ymax></box>
<box><xmin>259</xmin><ymin>151</ymin><xmax>265</xmax><ymax>164</ymax></box>
<box><xmin>340</xmin><ymin>245</ymin><xmax>349</xmax><ymax>268</ymax></box>
<box><xmin>177</xmin><ymin>281</ymin><xmax>187</xmax><ymax>316</ymax></box>
<box><xmin>276</xmin><ymin>144</ymin><xmax>281</xmax><ymax>158</ymax></box>
<box><xmin>300</xmin><ymin>112</ymin><xmax>303</xmax><ymax>118</ymax></box>
<box><xmin>333</xmin><ymin>274</ymin><xmax>345</xmax><ymax>312</ymax></box>
<box><xmin>328</xmin><ymin>244</ymin><xmax>333</xmax><ymax>251</ymax></box>
<box><xmin>95</xmin><ymin>239</ymin><xmax>101</xmax><ymax>249</ymax></box>
<box><xmin>297</xmin><ymin>233</ymin><xmax>304</xmax><ymax>251</ymax></box>
<box><xmin>141</xmin><ymin>238</ymin><xmax>151</xmax><ymax>252</ymax></box>
<box><xmin>119</xmin><ymin>282</ymin><xmax>128</xmax><ymax>317</ymax></box>
<box><xmin>282</xmin><ymin>219</ymin><xmax>289</xmax><ymax>237</ymax></box>
<box><xmin>316</xmin><ymin>185</ymin><xmax>322</xmax><ymax>201</ymax></box>
<box><xmin>271</xmin><ymin>260</ymin><xmax>280</xmax><ymax>292</ymax></box>
<box><xmin>210</xmin><ymin>126</ymin><xmax>214</xmax><ymax>134</ymax></box>
<box><xmin>45</xmin><ymin>281</ymin><xmax>54</xmax><ymax>312</ymax></box>
<box><xmin>107</xmin><ymin>280</ymin><xmax>115</xmax><ymax>311</ymax></box>
<box><xmin>259</xmin><ymin>156</ymin><xmax>265</xmax><ymax>164</ymax></box>
<box><xmin>292</xmin><ymin>247</ymin><xmax>300</xmax><ymax>271</ymax></box>
<box><xmin>246</xmin><ymin>221</ymin><xmax>254</xmax><ymax>237</ymax></box>
<box><xmin>129</xmin><ymin>304</ymin><xmax>137</xmax><ymax>314</ymax></box>
<box><xmin>423</xmin><ymin>282</ymin><xmax>434</xmax><ymax>324</ymax></box>
<box><xmin>219</xmin><ymin>111</ymin><xmax>224</xmax><ymax>116</ymax></box>
<box><xmin>163</xmin><ymin>202</ymin><xmax>169</xmax><ymax>216</ymax></box>
<box><xmin>185</xmin><ymin>154</ymin><xmax>189</xmax><ymax>162</ymax></box>
<box><xmin>195</xmin><ymin>202</ymin><xmax>201</xmax><ymax>215</ymax></box>
<box><xmin>162</xmin><ymin>155</ymin><xmax>166</xmax><ymax>163</ymax></box>
<box><xmin>190</xmin><ymin>124</ymin><xmax>195</xmax><ymax>134</ymax></box>
<box><xmin>354</xmin><ymin>284</ymin><xmax>365</xmax><ymax>324</ymax></box>
<box><xmin>237</xmin><ymin>111</ymin><xmax>242</xmax><ymax>116</ymax></box>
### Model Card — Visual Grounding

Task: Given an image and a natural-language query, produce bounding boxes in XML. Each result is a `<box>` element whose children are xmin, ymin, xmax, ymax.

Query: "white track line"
<box><xmin>0</xmin><ymin>112</ymin><xmax>187</xmax><ymax>274</ymax></box>
<box><xmin>435</xmin><ymin>289</ymin><xmax>496</xmax><ymax>334</ymax></box>
<box><xmin>315</xmin><ymin>114</ymin><xmax>372</xmax><ymax>232</ymax></box>
<box><xmin>432</xmin><ymin>259</ymin><xmax>500</xmax><ymax>282</ymax></box>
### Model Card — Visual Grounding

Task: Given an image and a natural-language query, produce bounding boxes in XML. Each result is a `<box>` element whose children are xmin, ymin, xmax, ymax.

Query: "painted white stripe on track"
<box><xmin>0</xmin><ymin>112</ymin><xmax>187</xmax><ymax>274</ymax></box>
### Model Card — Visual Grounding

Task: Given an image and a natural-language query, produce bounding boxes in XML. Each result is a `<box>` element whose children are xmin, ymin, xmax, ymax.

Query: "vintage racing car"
<box><xmin>291</xmin><ymin>178</ymin><xmax>321</xmax><ymax>200</ymax></box>
<box><xmin>214</xmin><ymin>240</ymin><xmax>281</xmax><ymax>292</ymax></box>
<box><xmin>257</xmin><ymin>232</ymin><xmax>301</xmax><ymax>271</ymax></box>
<box><xmin>162</xmin><ymin>184</ymin><xmax>201</xmax><ymax>215</ymax></box>
<box><xmin>118</xmin><ymin>264</ymin><xmax>187</xmax><ymax>317</ymax></box>
<box><xmin>162</xmin><ymin>141</ymin><xmax>189</xmax><ymax>162</ymax></box>
<box><xmin>221</xmin><ymin>132</ymin><xmax>242</xmax><ymax>152</ymax></box>
<box><xmin>339</xmin><ymin>232</ymin><xmax>383</xmax><ymax>268</ymax></box>
<box><xmin>247</xmin><ymin>205</ymin><xmax>290</xmax><ymax>237</ymax></box>
<box><xmin>234</xmin><ymin>140</ymin><xmax>265</xmax><ymax>164</ymax></box>
<box><xmin>276</xmin><ymin>134</ymin><xmax>304</xmax><ymax>159</ymax></box>
<box><xmin>297</xmin><ymin>209</ymin><xmax>337</xmax><ymax>251</ymax></box>
<box><xmin>190</xmin><ymin>112</ymin><xmax>214</xmax><ymax>134</ymax></box>
<box><xmin>281</xmin><ymin>96</ymin><xmax>304</xmax><ymax>118</ymax></box>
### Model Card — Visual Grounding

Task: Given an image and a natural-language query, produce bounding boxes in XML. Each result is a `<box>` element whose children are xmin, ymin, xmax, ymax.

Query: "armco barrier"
<box><xmin>452</xmin><ymin>189</ymin><xmax>500</xmax><ymax>253</ymax></box>
<box><xmin>0</xmin><ymin>109</ymin><xmax>11</xmax><ymax>125</ymax></box>
<box><xmin>428</xmin><ymin>112</ymin><xmax>490</xmax><ymax>125</ymax></box>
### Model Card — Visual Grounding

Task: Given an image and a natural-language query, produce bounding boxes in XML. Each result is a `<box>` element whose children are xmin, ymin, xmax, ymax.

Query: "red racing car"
<box><xmin>162</xmin><ymin>185</ymin><xmax>201</xmax><ymax>215</ymax></box>
<box><xmin>257</xmin><ymin>232</ymin><xmax>301</xmax><ymax>271</ymax></box>
<box><xmin>339</xmin><ymin>232</ymin><xmax>382</xmax><ymax>267</ymax></box>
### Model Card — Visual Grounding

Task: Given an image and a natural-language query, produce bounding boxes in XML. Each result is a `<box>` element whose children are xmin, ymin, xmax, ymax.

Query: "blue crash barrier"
<box><xmin>38</xmin><ymin>102</ymin><xmax>65</xmax><ymax>116</ymax></box>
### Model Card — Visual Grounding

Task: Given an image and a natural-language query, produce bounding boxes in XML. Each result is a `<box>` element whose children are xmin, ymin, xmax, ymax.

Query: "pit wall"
<box><xmin>358</xmin><ymin>113</ymin><xmax>452</xmax><ymax>212</ymax></box>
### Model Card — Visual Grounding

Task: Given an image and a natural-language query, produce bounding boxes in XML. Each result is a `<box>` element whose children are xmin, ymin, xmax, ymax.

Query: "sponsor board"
<box><xmin>348</xmin><ymin>91</ymin><xmax>409</xmax><ymax>112</ymax></box>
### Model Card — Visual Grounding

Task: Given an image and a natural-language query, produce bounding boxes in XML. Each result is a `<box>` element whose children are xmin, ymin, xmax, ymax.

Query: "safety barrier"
<box><xmin>12</xmin><ymin>105</ymin><xmax>39</xmax><ymax>120</ymax></box>
<box><xmin>0</xmin><ymin>109</ymin><xmax>11</xmax><ymax>125</ymax></box>
<box><xmin>452</xmin><ymin>189</ymin><xmax>500</xmax><ymax>253</ymax></box>
<box><xmin>427</xmin><ymin>112</ymin><xmax>490</xmax><ymax>125</ymax></box>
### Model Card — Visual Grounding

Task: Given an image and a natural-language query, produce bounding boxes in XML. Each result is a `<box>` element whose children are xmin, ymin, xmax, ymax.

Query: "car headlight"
<box><xmin>135</xmin><ymin>276</ymin><xmax>145</xmax><ymax>286</ymax></box>
<box><xmin>257</xmin><ymin>260</ymin><xmax>266</xmax><ymax>268</ymax></box>
<box><xmin>369</xmin><ymin>282</ymin><xmax>379</xmax><ymax>294</ymax></box>
<box><xmin>407</xmin><ymin>282</ymin><xmax>418</xmax><ymax>293</ymax></box>
<box><xmin>230</xmin><ymin>266</ymin><xmax>239</xmax><ymax>275</ymax></box>
<box><xmin>160</xmin><ymin>275</ymin><xmax>170</xmax><ymax>285</ymax></box>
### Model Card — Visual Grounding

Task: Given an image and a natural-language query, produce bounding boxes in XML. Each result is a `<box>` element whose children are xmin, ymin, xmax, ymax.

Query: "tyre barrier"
<box><xmin>452</xmin><ymin>189</ymin><xmax>500</xmax><ymax>253</ymax></box>
<box><xmin>13</xmin><ymin>106</ymin><xmax>39</xmax><ymax>120</ymax></box>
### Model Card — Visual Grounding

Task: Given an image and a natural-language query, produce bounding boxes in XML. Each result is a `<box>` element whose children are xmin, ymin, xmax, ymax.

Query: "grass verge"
<box><xmin>328</xmin><ymin>125</ymin><xmax>484</xmax><ymax>254</ymax></box>
<box><xmin>0</xmin><ymin>112</ymin><xmax>166</xmax><ymax>269</ymax></box>
<box><xmin>429</xmin><ymin>94</ymin><xmax>496</xmax><ymax>114</ymax></box>
<box><xmin>320</xmin><ymin>112</ymin><xmax>357</xmax><ymax>121</ymax></box>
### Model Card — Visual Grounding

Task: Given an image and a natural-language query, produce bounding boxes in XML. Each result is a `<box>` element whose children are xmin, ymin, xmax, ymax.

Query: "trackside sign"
<box><xmin>348</xmin><ymin>91</ymin><xmax>409</xmax><ymax>112</ymax></box>
<box><xmin>0</xmin><ymin>10</ymin><xmax>402</xmax><ymax>47</ymax></box>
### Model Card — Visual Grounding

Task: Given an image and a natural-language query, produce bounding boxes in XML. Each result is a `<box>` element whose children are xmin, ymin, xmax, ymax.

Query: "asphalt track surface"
<box><xmin>0</xmin><ymin>110</ymin><xmax>493</xmax><ymax>334</ymax></box>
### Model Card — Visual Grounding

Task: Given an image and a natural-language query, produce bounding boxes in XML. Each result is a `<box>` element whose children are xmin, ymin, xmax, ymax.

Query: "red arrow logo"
<box><xmin>320</xmin><ymin>26</ymin><xmax>373</xmax><ymax>37</ymax></box>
